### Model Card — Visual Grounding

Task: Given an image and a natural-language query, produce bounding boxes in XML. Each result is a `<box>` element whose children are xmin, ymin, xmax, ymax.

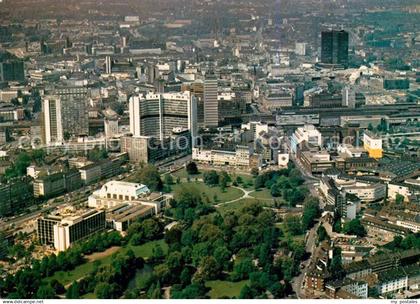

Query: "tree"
<box><xmin>329</xmin><ymin>248</ymin><xmax>345</xmax><ymax>280</ymax></box>
<box><xmin>219</xmin><ymin>171</ymin><xmax>231</xmax><ymax>191</ymax></box>
<box><xmin>154</xmin><ymin>264</ymin><xmax>171</xmax><ymax>285</ymax></box>
<box><xmin>317</xmin><ymin>225</ymin><xmax>329</xmax><ymax>243</ymax></box>
<box><xmin>203</xmin><ymin>170</ymin><xmax>219</xmax><ymax>186</ymax></box>
<box><xmin>171</xmin><ymin>282</ymin><xmax>209</xmax><ymax>299</ymax></box>
<box><xmin>251</xmin><ymin>167</ymin><xmax>259</xmax><ymax>177</ymax></box>
<box><xmin>302</xmin><ymin>198</ymin><xmax>321</xmax><ymax>230</ymax></box>
<box><xmin>50</xmin><ymin>279</ymin><xmax>65</xmax><ymax>295</ymax></box>
<box><xmin>164</xmin><ymin>174</ymin><xmax>174</xmax><ymax>185</ymax></box>
<box><xmin>36</xmin><ymin>284</ymin><xmax>56</xmax><ymax>299</ymax></box>
<box><xmin>239</xmin><ymin>285</ymin><xmax>254</xmax><ymax>299</ymax></box>
<box><xmin>186</xmin><ymin>162</ymin><xmax>199</xmax><ymax>175</ymax></box>
<box><xmin>87</xmin><ymin>148</ymin><xmax>108</xmax><ymax>162</ymax></box>
<box><xmin>283</xmin><ymin>215</ymin><xmax>303</xmax><ymax>236</ymax></box>
<box><xmin>133</xmin><ymin>165</ymin><xmax>163</xmax><ymax>192</ymax></box>
<box><xmin>395</xmin><ymin>194</ymin><xmax>404</xmax><ymax>204</ymax></box>
<box><xmin>198</xmin><ymin>256</ymin><xmax>220</xmax><ymax>280</ymax></box>
<box><xmin>66</xmin><ymin>281</ymin><xmax>80</xmax><ymax>299</ymax></box>
<box><xmin>95</xmin><ymin>282</ymin><xmax>116</xmax><ymax>299</ymax></box>
<box><xmin>343</xmin><ymin>219</ymin><xmax>366</xmax><ymax>237</ymax></box>
<box><xmin>151</xmin><ymin>244</ymin><xmax>165</xmax><ymax>262</ymax></box>
<box><xmin>231</xmin><ymin>258</ymin><xmax>256</xmax><ymax>281</ymax></box>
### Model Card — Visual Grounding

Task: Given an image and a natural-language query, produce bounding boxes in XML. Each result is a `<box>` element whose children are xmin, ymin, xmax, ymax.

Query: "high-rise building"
<box><xmin>105</xmin><ymin>56</ymin><xmax>112</xmax><ymax>74</ymax></box>
<box><xmin>204</xmin><ymin>74</ymin><xmax>218</xmax><ymax>127</ymax></box>
<box><xmin>104</xmin><ymin>118</ymin><xmax>119</xmax><ymax>138</ymax></box>
<box><xmin>0</xmin><ymin>60</ymin><xmax>25</xmax><ymax>82</ymax></box>
<box><xmin>43</xmin><ymin>86</ymin><xmax>89</xmax><ymax>143</ymax></box>
<box><xmin>295</xmin><ymin>42</ymin><xmax>307</xmax><ymax>56</ymax></box>
<box><xmin>129</xmin><ymin>91</ymin><xmax>196</xmax><ymax>140</ymax></box>
<box><xmin>321</xmin><ymin>30</ymin><xmax>349</xmax><ymax>67</ymax></box>
<box><xmin>43</xmin><ymin>97</ymin><xmax>63</xmax><ymax>144</ymax></box>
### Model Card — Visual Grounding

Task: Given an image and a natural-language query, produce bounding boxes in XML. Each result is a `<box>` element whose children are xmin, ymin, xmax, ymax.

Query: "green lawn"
<box><xmin>217</xmin><ymin>198</ymin><xmax>259</xmax><ymax>214</ymax></box>
<box><xmin>206</xmin><ymin>280</ymin><xmax>249</xmax><ymax>299</ymax></box>
<box><xmin>172</xmin><ymin>182</ymin><xmax>244</xmax><ymax>204</ymax></box>
<box><xmin>250</xmin><ymin>188</ymin><xmax>274</xmax><ymax>200</ymax></box>
<box><xmin>171</xmin><ymin>168</ymin><xmax>203</xmax><ymax>180</ymax></box>
<box><xmin>47</xmin><ymin>240</ymin><xmax>167</xmax><ymax>286</ymax></box>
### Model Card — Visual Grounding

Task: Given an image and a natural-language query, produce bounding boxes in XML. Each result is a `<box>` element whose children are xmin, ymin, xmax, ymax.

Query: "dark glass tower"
<box><xmin>321</xmin><ymin>30</ymin><xmax>349</xmax><ymax>67</ymax></box>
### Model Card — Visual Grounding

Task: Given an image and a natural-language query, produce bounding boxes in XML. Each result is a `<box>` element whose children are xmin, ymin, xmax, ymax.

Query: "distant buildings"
<box><xmin>363</xmin><ymin>131</ymin><xmax>383</xmax><ymax>159</ymax></box>
<box><xmin>33</xmin><ymin>169</ymin><xmax>82</xmax><ymax>198</ymax></box>
<box><xmin>0</xmin><ymin>60</ymin><xmax>25</xmax><ymax>82</ymax></box>
<box><xmin>0</xmin><ymin>179</ymin><xmax>34</xmax><ymax>217</ymax></box>
<box><xmin>321</xmin><ymin>30</ymin><xmax>349</xmax><ymax>68</ymax></box>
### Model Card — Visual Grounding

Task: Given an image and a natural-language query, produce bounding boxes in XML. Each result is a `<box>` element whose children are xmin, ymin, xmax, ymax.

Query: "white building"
<box><xmin>88</xmin><ymin>180</ymin><xmax>150</xmax><ymax>208</ymax></box>
<box><xmin>290</xmin><ymin>124</ymin><xmax>322</xmax><ymax>153</ymax></box>
<box><xmin>377</xmin><ymin>272</ymin><xmax>408</xmax><ymax>295</ymax></box>
<box><xmin>192</xmin><ymin>145</ymin><xmax>256</xmax><ymax>168</ymax></box>
<box><xmin>104</xmin><ymin>118</ymin><xmax>119</xmax><ymax>138</ymax></box>
<box><xmin>395</xmin><ymin>220</ymin><xmax>420</xmax><ymax>233</ymax></box>
<box><xmin>37</xmin><ymin>209</ymin><xmax>106</xmax><ymax>251</ymax></box>
<box><xmin>241</xmin><ymin>121</ymin><xmax>269</xmax><ymax>141</ymax></box>
<box><xmin>295</xmin><ymin>42</ymin><xmax>307</xmax><ymax>56</ymax></box>
<box><xmin>129</xmin><ymin>91</ymin><xmax>196</xmax><ymax>141</ymax></box>
<box><xmin>43</xmin><ymin>96</ymin><xmax>63</xmax><ymax>144</ymax></box>
<box><xmin>332</xmin><ymin>177</ymin><xmax>386</xmax><ymax>202</ymax></box>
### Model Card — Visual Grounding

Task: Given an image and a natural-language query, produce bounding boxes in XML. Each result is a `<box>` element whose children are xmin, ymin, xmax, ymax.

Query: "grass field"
<box><xmin>47</xmin><ymin>240</ymin><xmax>168</xmax><ymax>286</ymax></box>
<box><xmin>172</xmin><ymin>181</ymin><xmax>244</xmax><ymax>204</ymax></box>
<box><xmin>249</xmin><ymin>188</ymin><xmax>274</xmax><ymax>200</ymax></box>
<box><xmin>217</xmin><ymin>198</ymin><xmax>259</xmax><ymax>214</ymax></box>
<box><xmin>206</xmin><ymin>280</ymin><xmax>249</xmax><ymax>299</ymax></box>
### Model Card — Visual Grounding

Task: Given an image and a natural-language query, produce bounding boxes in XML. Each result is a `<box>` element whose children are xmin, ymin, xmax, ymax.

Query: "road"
<box><xmin>291</xmin><ymin>222</ymin><xmax>319</xmax><ymax>299</ymax></box>
<box><xmin>0</xmin><ymin>169</ymin><xmax>136</xmax><ymax>233</ymax></box>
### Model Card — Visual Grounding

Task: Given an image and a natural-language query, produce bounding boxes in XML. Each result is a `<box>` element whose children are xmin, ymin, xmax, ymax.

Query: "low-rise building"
<box><xmin>290</xmin><ymin>124</ymin><xmax>322</xmax><ymax>154</ymax></box>
<box><xmin>37</xmin><ymin>208</ymin><xmax>106</xmax><ymax>251</ymax></box>
<box><xmin>363</xmin><ymin>131</ymin><xmax>383</xmax><ymax>159</ymax></box>
<box><xmin>192</xmin><ymin>145</ymin><xmax>259</xmax><ymax>168</ymax></box>
<box><xmin>33</xmin><ymin>169</ymin><xmax>82</xmax><ymax>198</ymax></box>
<box><xmin>106</xmin><ymin>203</ymin><xmax>155</xmax><ymax>232</ymax></box>
<box><xmin>361</xmin><ymin>216</ymin><xmax>411</xmax><ymax>241</ymax></box>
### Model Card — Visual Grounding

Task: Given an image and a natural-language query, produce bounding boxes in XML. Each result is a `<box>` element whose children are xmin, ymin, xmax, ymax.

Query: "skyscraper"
<box><xmin>43</xmin><ymin>87</ymin><xmax>89</xmax><ymax>143</ymax></box>
<box><xmin>43</xmin><ymin>96</ymin><xmax>63</xmax><ymax>144</ymax></box>
<box><xmin>0</xmin><ymin>60</ymin><xmax>25</xmax><ymax>82</ymax></box>
<box><xmin>321</xmin><ymin>30</ymin><xmax>349</xmax><ymax>67</ymax></box>
<box><xmin>129</xmin><ymin>91</ymin><xmax>197</xmax><ymax>141</ymax></box>
<box><xmin>204</xmin><ymin>74</ymin><xmax>218</xmax><ymax>127</ymax></box>
<box><xmin>105</xmin><ymin>56</ymin><xmax>112</xmax><ymax>74</ymax></box>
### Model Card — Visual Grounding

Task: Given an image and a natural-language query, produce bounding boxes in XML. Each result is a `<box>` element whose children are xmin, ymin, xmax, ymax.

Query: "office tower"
<box><xmin>0</xmin><ymin>60</ymin><xmax>25</xmax><ymax>82</ymax></box>
<box><xmin>105</xmin><ymin>56</ymin><xmax>112</xmax><ymax>74</ymax></box>
<box><xmin>43</xmin><ymin>96</ymin><xmax>63</xmax><ymax>144</ymax></box>
<box><xmin>321</xmin><ymin>30</ymin><xmax>349</xmax><ymax>67</ymax></box>
<box><xmin>342</xmin><ymin>86</ymin><xmax>356</xmax><ymax>108</ymax></box>
<box><xmin>85</xmin><ymin>43</ymin><xmax>93</xmax><ymax>55</ymax></box>
<box><xmin>204</xmin><ymin>74</ymin><xmax>218</xmax><ymax>127</ymax></box>
<box><xmin>43</xmin><ymin>87</ymin><xmax>89</xmax><ymax>143</ymax></box>
<box><xmin>295</xmin><ymin>42</ymin><xmax>307</xmax><ymax>56</ymax></box>
<box><xmin>104</xmin><ymin>117</ymin><xmax>119</xmax><ymax>138</ymax></box>
<box><xmin>37</xmin><ymin>209</ymin><xmax>106</xmax><ymax>251</ymax></box>
<box><xmin>129</xmin><ymin>91</ymin><xmax>196</xmax><ymax>141</ymax></box>
<box><xmin>122</xmin><ymin>36</ymin><xmax>128</xmax><ymax>48</ymax></box>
